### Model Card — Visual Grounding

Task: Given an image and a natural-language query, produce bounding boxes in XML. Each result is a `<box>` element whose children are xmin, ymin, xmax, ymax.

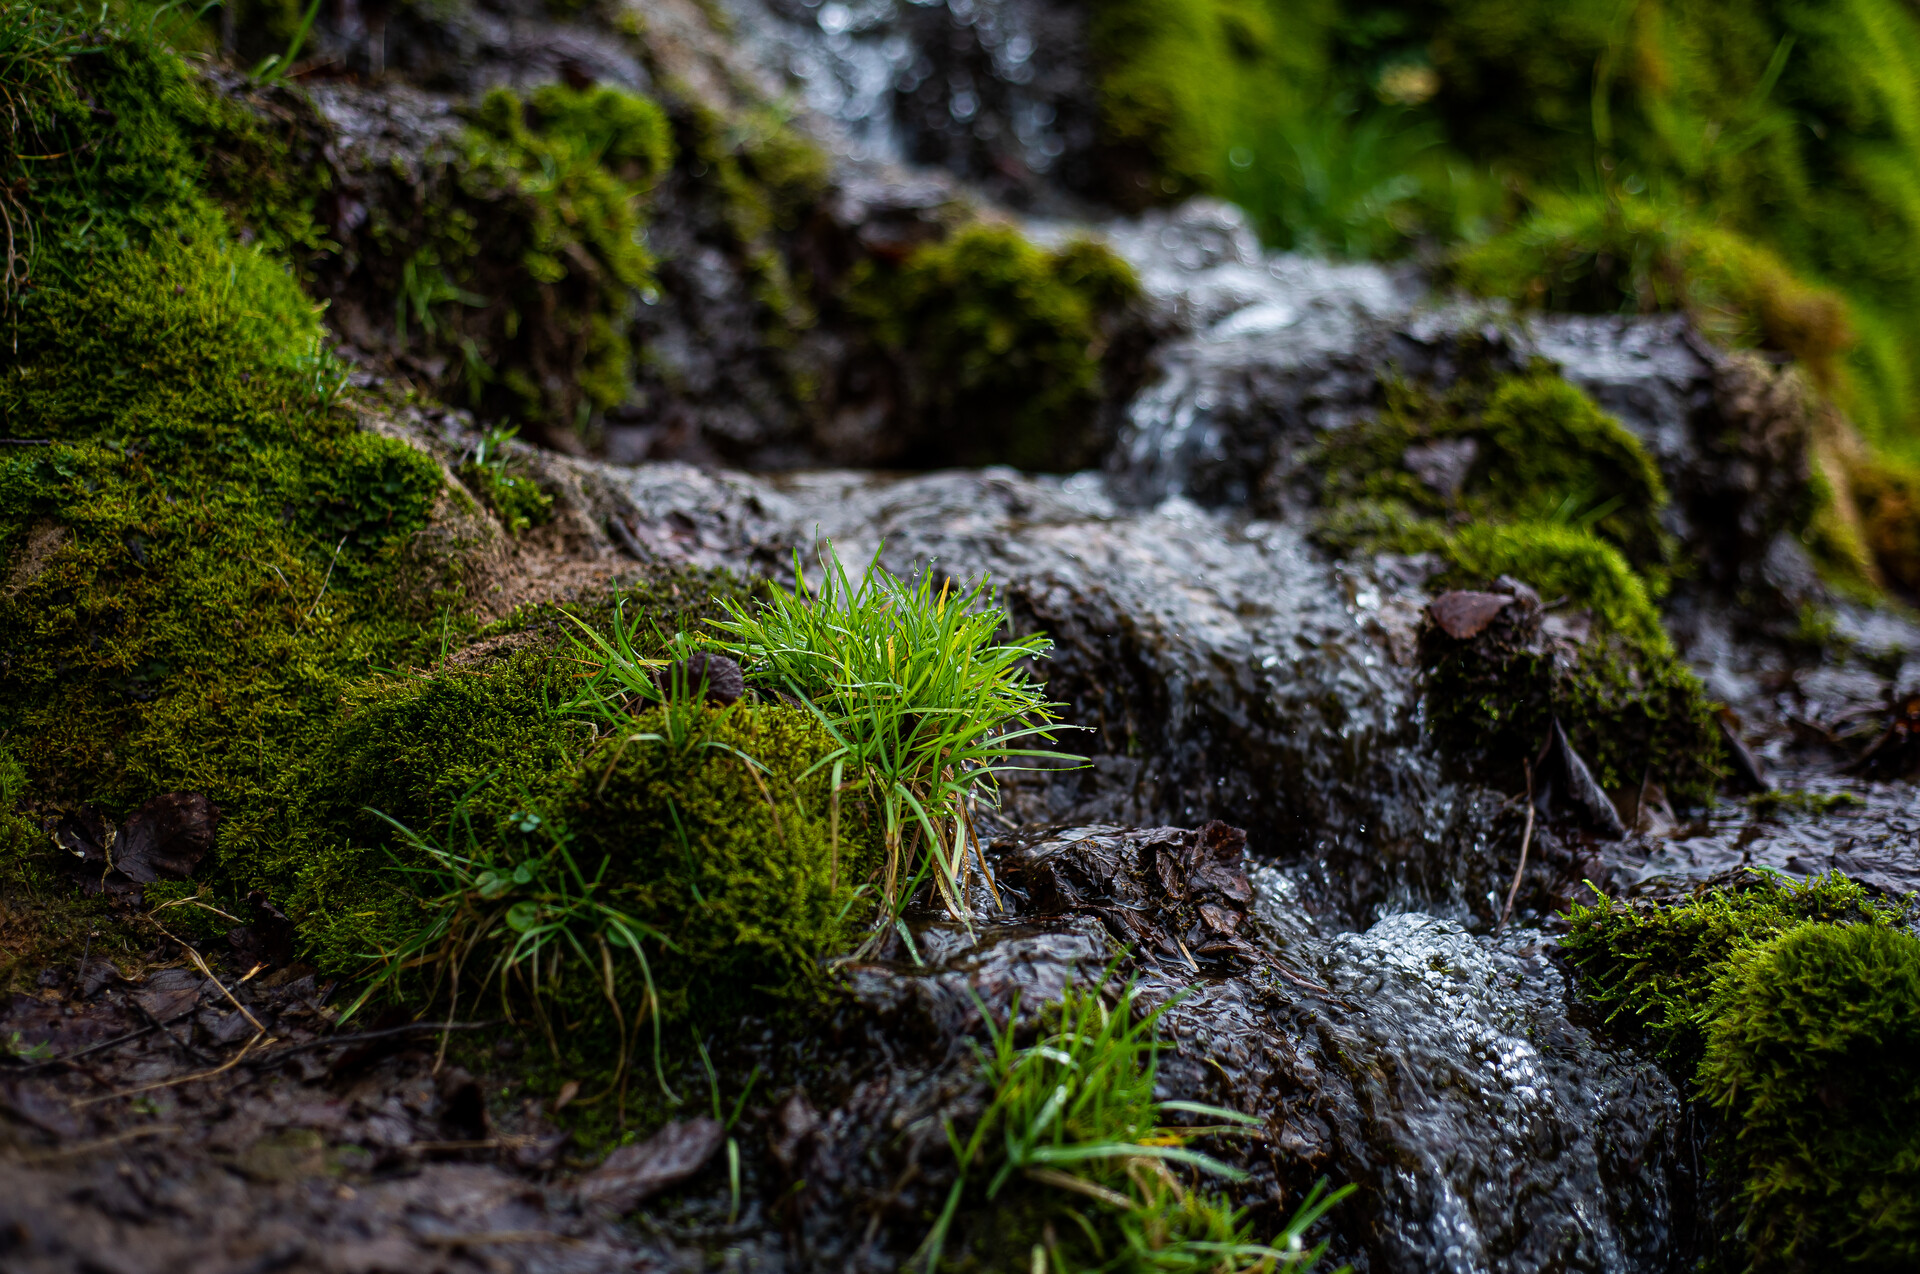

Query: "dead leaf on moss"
<box><xmin>115</xmin><ymin>793</ymin><xmax>220</xmax><ymax>884</ymax></box>
<box><xmin>1428</xmin><ymin>590</ymin><xmax>1514</xmax><ymax>640</ymax></box>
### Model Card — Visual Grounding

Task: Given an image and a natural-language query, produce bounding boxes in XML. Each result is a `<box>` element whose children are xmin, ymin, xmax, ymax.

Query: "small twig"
<box><xmin>73</xmin><ymin>1031</ymin><xmax>267</xmax><ymax>1106</ymax></box>
<box><xmin>304</xmin><ymin>534</ymin><xmax>348</xmax><ymax>619</ymax></box>
<box><xmin>607</xmin><ymin>515</ymin><xmax>649</xmax><ymax>561</ymax></box>
<box><xmin>1498</xmin><ymin>760</ymin><xmax>1536</xmax><ymax>932</ymax></box>
<box><xmin>152</xmin><ymin>895</ymin><xmax>243</xmax><ymax>924</ymax></box>
<box><xmin>3</xmin><ymin>1003</ymin><xmax>205</xmax><ymax>1073</ymax></box>
<box><xmin>237</xmin><ymin>1019</ymin><xmax>503</xmax><ymax>1068</ymax></box>
<box><xmin>175</xmin><ymin>938</ymin><xmax>268</xmax><ymax>1037</ymax></box>
<box><xmin>0</xmin><ymin>438</ymin><xmax>53</xmax><ymax>445</ymax></box>
<box><xmin>12</xmin><ymin>1125</ymin><xmax>180</xmax><ymax>1163</ymax></box>
<box><xmin>134</xmin><ymin>997</ymin><xmax>213</xmax><ymax>1067</ymax></box>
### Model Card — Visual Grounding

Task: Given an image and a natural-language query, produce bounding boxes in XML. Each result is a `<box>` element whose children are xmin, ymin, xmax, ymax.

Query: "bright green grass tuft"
<box><xmin>923</xmin><ymin>980</ymin><xmax>1351</xmax><ymax>1273</ymax></box>
<box><xmin>703</xmin><ymin>547</ymin><xmax>1072</xmax><ymax>924</ymax></box>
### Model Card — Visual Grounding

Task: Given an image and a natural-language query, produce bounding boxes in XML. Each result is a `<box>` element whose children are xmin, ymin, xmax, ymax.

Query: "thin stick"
<box><xmin>238</xmin><ymin>1019</ymin><xmax>501</xmax><ymax>1067</ymax></box>
<box><xmin>14</xmin><ymin>1125</ymin><xmax>181</xmax><ymax>1163</ymax></box>
<box><xmin>1499</xmin><ymin>760</ymin><xmax>1536</xmax><ymax>932</ymax></box>
<box><xmin>176</xmin><ymin>938</ymin><xmax>268</xmax><ymax>1036</ymax></box>
<box><xmin>304</xmin><ymin>534</ymin><xmax>349</xmax><ymax>619</ymax></box>
<box><xmin>73</xmin><ymin>1031</ymin><xmax>266</xmax><ymax>1106</ymax></box>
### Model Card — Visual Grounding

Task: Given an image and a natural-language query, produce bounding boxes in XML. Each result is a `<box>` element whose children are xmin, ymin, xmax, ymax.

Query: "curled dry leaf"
<box><xmin>1428</xmin><ymin>590</ymin><xmax>1514</xmax><ymax>640</ymax></box>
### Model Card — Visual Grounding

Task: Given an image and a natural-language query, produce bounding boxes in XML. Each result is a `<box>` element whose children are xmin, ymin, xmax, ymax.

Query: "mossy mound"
<box><xmin>1451</xmin><ymin>196</ymin><xmax>1855</xmax><ymax>391</ymax></box>
<box><xmin>1418</xmin><ymin>581</ymin><xmax>1722</xmax><ymax>806</ymax></box>
<box><xmin>846</xmin><ymin>223</ymin><xmax>1141</xmax><ymax>471</ymax></box>
<box><xmin>301</xmin><ymin>696</ymin><xmax>882</xmax><ymax>1067</ymax></box>
<box><xmin>1314</xmin><ymin>366</ymin><xmax>1721</xmax><ymax>801</ymax></box>
<box><xmin>1317</xmin><ymin>367</ymin><xmax>1672</xmax><ymax>579</ymax></box>
<box><xmin>1</xmin><ymin>17</ymin><xmax>445</xmax><ymax>893</ymax></box>
<box><xmin>1699</xmin><ymin>923</ymin><xmax>1920</xmax><ymax>1270</ymax></box>
<box><xmin>273</xmin><ymin>652</ymin><xmax>591</xmax><ymax>974</ymax></box>
<box><xmin>1563</xmin><ymin>874</ymin><xmax>1920</xmax><ymax>1270</ymax></box>
<box><xmin>1441</xmin><ymin>522</ymin><xmax>1667</xmax><ymax>655</ymax></box>
<box><xmin>566</xmin><ymin>702</ymin><xmax>880</xmax><ymax>1024</ymax></box>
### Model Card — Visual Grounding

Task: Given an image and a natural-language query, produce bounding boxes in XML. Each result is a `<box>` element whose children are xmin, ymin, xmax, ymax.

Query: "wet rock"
<box><xmin>756</xmin><ymin>0</ymin><xmax>1104</xmax><ymax>208</ymax></box>
<box><xmin>997</xmin><ymin>821</ymin><xmax>1259</xmax><ymax>968</ymax></box>
<box><xmin>653</xmin><ymin>651</ymin><xmax>746</xmax><ymax>705</ymax></box>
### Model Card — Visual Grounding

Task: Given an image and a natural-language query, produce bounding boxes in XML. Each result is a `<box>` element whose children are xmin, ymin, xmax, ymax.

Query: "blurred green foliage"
<box><xmin>1091</xmin><ymin>0</ymin><xmax>1920</xmax><ymax>455</ymax></box>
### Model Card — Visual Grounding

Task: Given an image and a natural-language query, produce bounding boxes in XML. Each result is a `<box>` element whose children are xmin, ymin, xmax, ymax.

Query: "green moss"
<box><xmin>1452</xmin><ymin>195</ymin><xmax>1856</xmax><ymax>391</ymax></box>
<box><xmin>1441</xmin><ymin>522</ymin><xmax>1667</xmax><ymax>654</ymax></box>
<box><xmin>274</xmin><ymin>652</ymin><xmax>590</xmax><ymax>973</ymax></box>
<box><xmin>1698</xmin><ymin>923</ymin><xmax>1920</xmax><ymax>1269</ymax></box>
<box><xmin>0</xmin><ymin>16</ymin><xmax>450</xmax><ymax>903</ymax></box>
<box><xmin>315</xmin><ymin>697</ymin><xmax>881</xmax><ymax>1082</ymax></box>
<box><xmin>1801</xmin><ymin>444</ymin><xmax>1882</xmax><ymax>600</ymax></box>
<box><xmin>1474</xmin><ymin>374</ymin><xmax>1671</xmax><ymax>568</ymax></box>
<box><xmin>1562</xmin><ymin>871</ymin><xmax>1896</xmax><ymax>1067</ymax></box>
<box><xmin>1316</xmin><ymin>368</ymin><xmax>1672</xmax><ymax>578</ymax></box>
<box><xmin>1746</xmin><ymin>789</ymin><xmax>1864</xmax><ymax>818</ymax></box>
<box><xmin>847</xmin><ymin>224</ymin><xmax>1140</xmax><ymax>471</ymax></box>
<box><xmin>447</xmin><ymin>83</ymin><xmax>667</xmax><ymax>428</ymax></box>
<box><xmin>457</xmin><ymin>428</ymin><xmax>553</xmax><ymax>535</ymax></box>
<box><xmin>1313</xmin><ymin>367</ymin><xmax>1718</xmax><ymax>799</ymax></box>
<box><xmin>1420</xmin><ymin>602</ymin><xmax>1723</xmax><ymax>806</ymax></box>
<box><xmin>566</xmin><ymin>702</ymin><xmax>879</xmax><ymax>1023</ymax></box>
<box><xmin>1562</xmin><ymin>876</ymin><xmax>1920</xmax><ymax>1269</ymax></box>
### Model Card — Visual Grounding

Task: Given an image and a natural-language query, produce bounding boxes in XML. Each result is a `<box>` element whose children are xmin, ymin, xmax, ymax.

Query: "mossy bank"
<box><xmin>1564</xmin><ymin>874</ymin><xmax>1920</xmax><ymax>1271</ymax></box>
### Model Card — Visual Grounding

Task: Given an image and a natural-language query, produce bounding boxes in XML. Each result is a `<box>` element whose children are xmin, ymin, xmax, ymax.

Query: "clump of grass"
<box><xmin>352</xmin><ymin>795</ymin><xmax>677</xmax><ymax>1104</ymax></box>
<box><xmin>922</xmin><ymin>980</ymin><xmax>1351</xmax><ymax>1273</ymax></box>
<box><xmin>702</xmin><ymin>546</ymin><xmax>1073</xmax><ymax>924</ymax></box>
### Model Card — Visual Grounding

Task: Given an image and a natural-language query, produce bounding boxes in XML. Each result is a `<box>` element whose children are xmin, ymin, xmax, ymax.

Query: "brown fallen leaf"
<box><xmin>115</xmin><ymin>792</ymin><xmax>220</xmax><ymax>883</ymax></box>
<box><xmin>1428</xmin><ymin>590</ymin><xmax>1514</xmax><ymax>640</ymax></box>
<box><xmin>576</xmin><ymin>1116</ymin><xmax>725</xmax><ymax>1213</ymax></box>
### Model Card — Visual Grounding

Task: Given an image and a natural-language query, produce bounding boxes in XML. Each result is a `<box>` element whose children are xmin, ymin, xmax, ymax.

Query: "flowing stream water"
<box><xmin>517</xmin><ymin>7</ymin><xmax>1920</xmax><ymax>1268</ymax></box>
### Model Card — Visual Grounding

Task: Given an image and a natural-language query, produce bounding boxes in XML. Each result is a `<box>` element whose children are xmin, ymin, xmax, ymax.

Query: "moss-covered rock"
<box><xmin>567</xmin><ymin>702</ymin><xmax>879</xmax><ymax>1023</ymax></box>
<box><xmin>1562</xmin><ymin>874</ymin><xmax>1920</xmax><ymax>1270</ymax></box>
<box><xmin>1</xmin><ymin>20</ymin><xmax>445</xmax><ymax>891</ymax></box>
<box><xmin>1441</xmin><ymin>522</ymin><xmax>1667</xmax><ymax>654</ymax></box>
<box><xmin>331</xmin><ymin>82</ymin><xmax>671</xmax><ymax>442</ymax></box>
<box><xmin>274</xmin><ymin>652</ymin><xmax>590</xmax><ymax>973</ymax></box>
<box><xmin>1699</xmin><ymin>922</ymin><xmax>1920</xmax><ymax>1270</ymax></box>
<box><xmin>845</xmin><ymin>223</ymin><xmax>1141</xmax><ymax>471</ymax></box>
<box><xmin>1317</xmin><ymin>367</ymin><xmax>1672</xmax><ymax>578</ymax></box>
<box><xmin>1418</xmin><ymin>580</ymin><xmax>1723</xmax><ymax>806</ymax></box>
